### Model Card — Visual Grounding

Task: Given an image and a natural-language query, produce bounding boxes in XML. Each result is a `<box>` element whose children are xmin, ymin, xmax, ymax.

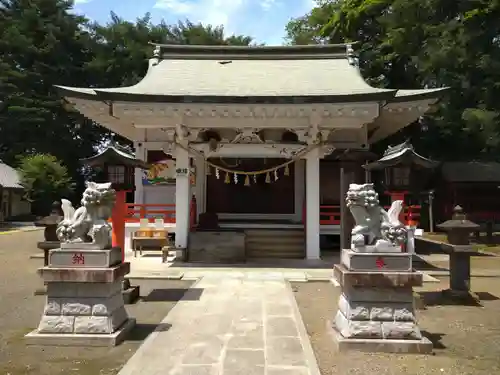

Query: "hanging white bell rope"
<box><xmin>175</xmin><ymin>142</ymin><xmax>323</xmax><ymax>186</ymax></box>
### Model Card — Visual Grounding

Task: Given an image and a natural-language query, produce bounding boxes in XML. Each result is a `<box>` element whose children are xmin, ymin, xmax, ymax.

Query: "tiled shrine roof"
<box><xmin>55</xmin><ymin>44</ymin><xmax>447</xmax><ymax>104</ymax></box>
<box><xmin>364</xmin><ymin>141</ymin><xmax>439</xmax><ymax>170</ymax></box>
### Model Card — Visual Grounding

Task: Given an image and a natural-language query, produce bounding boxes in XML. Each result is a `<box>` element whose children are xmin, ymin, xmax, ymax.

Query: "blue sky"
<box><xmin>73</xmin><ymin>0</ymin><xmax>315</xmax><ymax>45</ymax></box>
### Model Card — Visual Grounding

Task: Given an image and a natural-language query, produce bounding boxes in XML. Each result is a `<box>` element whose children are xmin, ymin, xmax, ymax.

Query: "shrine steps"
<box><xmin>244</xmin><ymin>229</ymin><xmax>305</xmax><ymax>259</ymax></box>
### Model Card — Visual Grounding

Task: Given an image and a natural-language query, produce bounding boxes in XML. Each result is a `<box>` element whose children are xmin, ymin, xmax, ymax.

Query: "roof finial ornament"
<box><xmin>152</xmin><ymin>44</ymin><xmax>161</xmax><ymax>66</ymax></box>
<box><xmin>346</xmin><ymin>43</ymin><xmax>358</xmax><ymax>66</ymax></box>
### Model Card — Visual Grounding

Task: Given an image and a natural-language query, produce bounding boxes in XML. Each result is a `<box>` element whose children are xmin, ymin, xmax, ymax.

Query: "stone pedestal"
<box><xmin>331</xmin><ymin>249</ymin><xmax>432</xmax><ymax>354</ymax></box>
<box><xmin>26</xmin><ymin>246</ymin><xmax>135</xmax><ymax>346</ymax></box>
<box><xmin>34</xmin><ymin>241</ymin><xmax>61</xmax><ymax>296</ymax></box>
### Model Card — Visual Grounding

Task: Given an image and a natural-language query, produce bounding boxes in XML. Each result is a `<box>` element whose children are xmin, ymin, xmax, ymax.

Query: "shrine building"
<box><xmin>55</xmin><ymin>44</ymin><xmax>447</xmax><ymax>260</ymax></box>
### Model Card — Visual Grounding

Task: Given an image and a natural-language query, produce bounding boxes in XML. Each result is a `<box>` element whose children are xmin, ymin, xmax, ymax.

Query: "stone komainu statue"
<box><xmin>346</xmin><ymin>183</ymin><xmax>407</xmax><ymax>252</ymax></box>
<box><xmin>56</xmin><ymin>181</ymin><xmax>116</xmax><ymax>249</ymax></box>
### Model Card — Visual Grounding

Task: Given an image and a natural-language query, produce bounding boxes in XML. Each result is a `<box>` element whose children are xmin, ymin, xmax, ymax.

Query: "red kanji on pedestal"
<box><xmin>72</xmin><ymin>253</ymin><xmax>85</xmax><ymax>265</ymax></box>
<box><xmin>375</xmin><ymin>257</ymin><xmax>386</xmax><ymax>269</ymax></box>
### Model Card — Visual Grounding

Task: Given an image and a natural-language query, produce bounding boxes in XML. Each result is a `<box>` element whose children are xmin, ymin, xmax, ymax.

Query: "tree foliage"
<box><xmin>286</xmin><ymin>0</ymin><xmax>500</xmax><ymax>160</ymax></box>
<box><xmin>17</xmin><ymin>153</ymin><xmax>74</xmax><ymax>215</ymax></box>
<box><xmin>87</xmin><ymin>15</ymin><xmax>253</xmax><ymax>88</ymax></box>
<box><xmin>0</xmin><ymin>0</ymin><xmax>254</xmax><ymax>199</ymax></box>
<box><xmin>0</xmin><ymin>0</ymin><xmax>107</xmax><ymax>197</ymax></box>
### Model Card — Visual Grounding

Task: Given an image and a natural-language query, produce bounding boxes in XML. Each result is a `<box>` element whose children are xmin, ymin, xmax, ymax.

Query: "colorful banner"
<box><xmin>142</xmin><ymin>158</ymin><xmax>196</xmax><ymax>186</ymax></box>
<box><xmin>142</xmin><ymin>159</ymin><xmax>176</xmax><ymax>185</ymax></box>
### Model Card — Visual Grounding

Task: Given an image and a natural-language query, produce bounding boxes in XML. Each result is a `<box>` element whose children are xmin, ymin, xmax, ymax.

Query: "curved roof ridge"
<box><xmin>149</xmin><ymin>42</ymin><xmax>356</xmax><ymax>60</ymax></box>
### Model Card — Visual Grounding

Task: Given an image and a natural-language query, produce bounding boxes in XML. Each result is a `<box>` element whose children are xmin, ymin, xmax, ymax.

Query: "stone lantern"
<box><xmin>437</xmin><ymin>205</ymin><xmax>480</xmax><ymax>298</ymax></box>
<box><xmin>35</xmin><ymin>201</ymin><xmax>64</xmax><ymax>253</ymax></box>
<box><xmin>33</xmin><ymin>201</ymin><xmax>64</xmax><ymax>295</ymax></box>
<box><xmin>80</xmin><ymin>142</ymin><xmax>149</xmax><ymax>260</ymax></box>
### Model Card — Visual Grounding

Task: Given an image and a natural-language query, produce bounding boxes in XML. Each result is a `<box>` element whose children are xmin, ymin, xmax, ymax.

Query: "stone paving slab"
<box><xmin>117</xmin><ymin>277</ymin><xmax>321</xmax><ymax>375</ymax></box>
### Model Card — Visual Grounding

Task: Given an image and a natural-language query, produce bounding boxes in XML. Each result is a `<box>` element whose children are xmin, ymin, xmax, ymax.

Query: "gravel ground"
<box><xmin>0</xmin><ymin>230</ymin><xmax>193</xmax><ymax>375</ymax></box>
<box><xmin>425</xmin><ymin>255</ymin><xmax>500</xmax><ymax>271</ymax></box>
<box><xmin>292</xmin><ymin>279</ymin><xmax>500</xmax><ymax>375</ymax></box>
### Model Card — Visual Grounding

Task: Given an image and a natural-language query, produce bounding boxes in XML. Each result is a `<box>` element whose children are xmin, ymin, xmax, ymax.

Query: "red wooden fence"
<box><xmin>125</xmin><ymin>196</ymin><xmax>198</xmax><ymax>229</ymax></box>
<box><xmin>123</xmin><ymin>202</ymin><xmax>421</xmax><ymax>228</ymax></box>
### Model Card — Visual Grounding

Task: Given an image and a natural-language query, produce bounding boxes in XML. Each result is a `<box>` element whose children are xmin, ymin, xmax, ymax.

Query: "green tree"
<box><xmin>285</xmin><ymin>0</ymin><xmax>500</xmax><ymax>160</ymax></box>
<box><xmin>87</xmin><ymin>14</ymin><xmax>255</xmax><ymax>88</ymax></box>
<box><xmin>284</xmin><ymin>0</ymin><xmax>339</xmax><ymax>45</ymax></box>
<box><xmin>0</xmin><ymin>0</ymin><xmax>107</xmax><ymax>187</ymax></box>
<box><xmin>17</xmin><ymin>154</ymin><xmax>74</xmax><ymax>215</ymax></box>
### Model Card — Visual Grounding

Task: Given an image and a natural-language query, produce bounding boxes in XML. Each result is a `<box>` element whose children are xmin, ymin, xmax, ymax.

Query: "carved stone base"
<box><xmin>341</xmin><ymin>249</ymin><xmax>412</xmax><ymax>271</ymax></box>
<box><xmin>331</xmin><ymin>249</ymin><xmax>431</xmax><ymax>354</ymax></box>
<box><xmin>25</xmin><ymin>318</ymin><xmax>136</xmax><ymax>347</ymax></box>
<box><xmin>329</xmin><ymin>324</ymin><xmax>433</xmax><ymax>354</ymax></box>
<box><xmin>49</xmin><ymin>247</ymin><xmax>122</xmax><ymax>268</ymax></box>
<box><xmin>27</xmin><ymin>247</ymin><xmax>134</xmax><ymax>346</ymax></box>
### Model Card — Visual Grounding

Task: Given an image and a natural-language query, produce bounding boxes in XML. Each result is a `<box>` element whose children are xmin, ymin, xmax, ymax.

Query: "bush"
<box><xmin>17</xmin><ymin>154</ymin><xmax>75</xmax><ymax>215</ymax></box>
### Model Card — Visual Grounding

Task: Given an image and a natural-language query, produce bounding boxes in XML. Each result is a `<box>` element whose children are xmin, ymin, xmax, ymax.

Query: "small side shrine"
<box><xmin>364</xmin><ymin>140</ymin><xmax>439</xmax><ymax>203</ymax></box>
<box><xmin>80</xmin><ymin>142</ymin><xmax>149</xmax><ymax>260</ymax></box>
<box><xmin>364</xmin><ymin>141</ymin><xmax>439</xmax><ymax>226</ymax></box>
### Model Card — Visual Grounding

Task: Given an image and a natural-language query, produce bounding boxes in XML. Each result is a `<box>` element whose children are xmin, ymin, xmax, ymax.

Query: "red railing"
<box><xmin>125</xmin><ymin>204</ymin><xmax>176</xmax><ymax>223</ymax></box>
<box><xmin>320</xmin><ymin>205</ymin><xmax>341</xmax><ymax>225</ymax></box>
<box><xmin>124</xmin><ymin>195</ymin><xmax>198</xmax><ymax>229</ymax></box>
<box><xmin>124</xmin><ymin>202</ymin><xmax>420</xmax><ymax>228</ymax></box>
<box><xmin>315</xmin><ymin>204</ymin><xmax>421</xmax><ymax>226</ymax></box>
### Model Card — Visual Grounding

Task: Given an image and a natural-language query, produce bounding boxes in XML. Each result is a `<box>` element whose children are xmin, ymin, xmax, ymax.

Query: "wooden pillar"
<box><xmin>133</xmin><ymin>141</ymin><xmax>146</xmax><ymax>205</ymax></box>
<box><xmin>340</xmin><ymin>165</ymin><xmax>354</xmax><ymax>250</ymax></box>
<box><xmin>340</xmin><ymin>161</ymin><xmax>366</xmax><ymax>250</ymax></box>
<box><xmin>111</xmin><ymin>190</ymin><xmax>127</xmax><ymax>262</ymax></box>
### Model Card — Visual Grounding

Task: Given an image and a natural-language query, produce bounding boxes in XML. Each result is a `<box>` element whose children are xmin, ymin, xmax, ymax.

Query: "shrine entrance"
<box><xmin>206</xmin><ymin>158</ymin><xmax>295</xmax><ymax>216</ymax></box>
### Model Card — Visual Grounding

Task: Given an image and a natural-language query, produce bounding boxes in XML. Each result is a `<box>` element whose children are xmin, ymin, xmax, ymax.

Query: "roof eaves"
<box><xmin>389</xmin><ymin>87</ymin><xmax>450</xmax><ymax>103</ymax></box>
<box><xmin>80</xmin><ymin>147</ymin><xmax>150</xmax><ymax>169</ymax></box>
<box><xmin>54</xmin><ymin>85</ymin><xmax>99</xmax><ymax>100</ymax></box>
<box><xmin>90</xmin><ymin>91</ymin><xmax>399</xmax><ymax>104</ymax></box>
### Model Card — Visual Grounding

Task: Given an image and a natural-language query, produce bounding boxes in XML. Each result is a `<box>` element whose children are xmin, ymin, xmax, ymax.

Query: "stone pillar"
<box><xmin>25</xmin><ymin>246</ymin><xmax>135</xmax><ymax>346</ymax></box>
<box><xmin>133</xmin><ymin>141</ymin><xmax>145</xmax><ymax>205</ymax></box>
<box><xmin>332</xmin><ymin>251</ymin><xmax>432</xmax><ymax>353</ymax></box>
<box><xmin>175</xmin><ymin>146</ymin><xmax>191</xmax><ymax>250</ymax></box>
<box><xmin>305</xmin><ymin>148</ymin><xmax>320</xmax><ymax>260</ymax></box>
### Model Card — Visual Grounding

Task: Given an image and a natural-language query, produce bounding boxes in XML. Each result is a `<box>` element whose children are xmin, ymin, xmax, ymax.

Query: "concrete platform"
<box><xmin>124</xmin><ymin>252</ymin><xmax>442</xmax><ymax>283</ymax></box>
<box><xmin>25</xmin><ymin>318</ymin><xmax>136</xmax><ymax>347</ymax></box>
<box><xmin>329</xmin><ymin>324</ymin><xmax>433</xmax><ymax>354</ymax></box>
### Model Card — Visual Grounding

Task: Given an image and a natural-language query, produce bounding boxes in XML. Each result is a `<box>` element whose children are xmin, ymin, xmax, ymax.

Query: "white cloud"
<box><xmin>154</xmin><ymin>0</ymin><xmax>245</xmax><ymax>31</ymax></box>
<box><xmin>259</xmin><ymin>0</ymin><xmax>277</xmax><ymax>10</ymax></box>
<box><xmin>74</xmin><ymin>0</ymin><xmax>92</xmax><ymax>4</ymax></box>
